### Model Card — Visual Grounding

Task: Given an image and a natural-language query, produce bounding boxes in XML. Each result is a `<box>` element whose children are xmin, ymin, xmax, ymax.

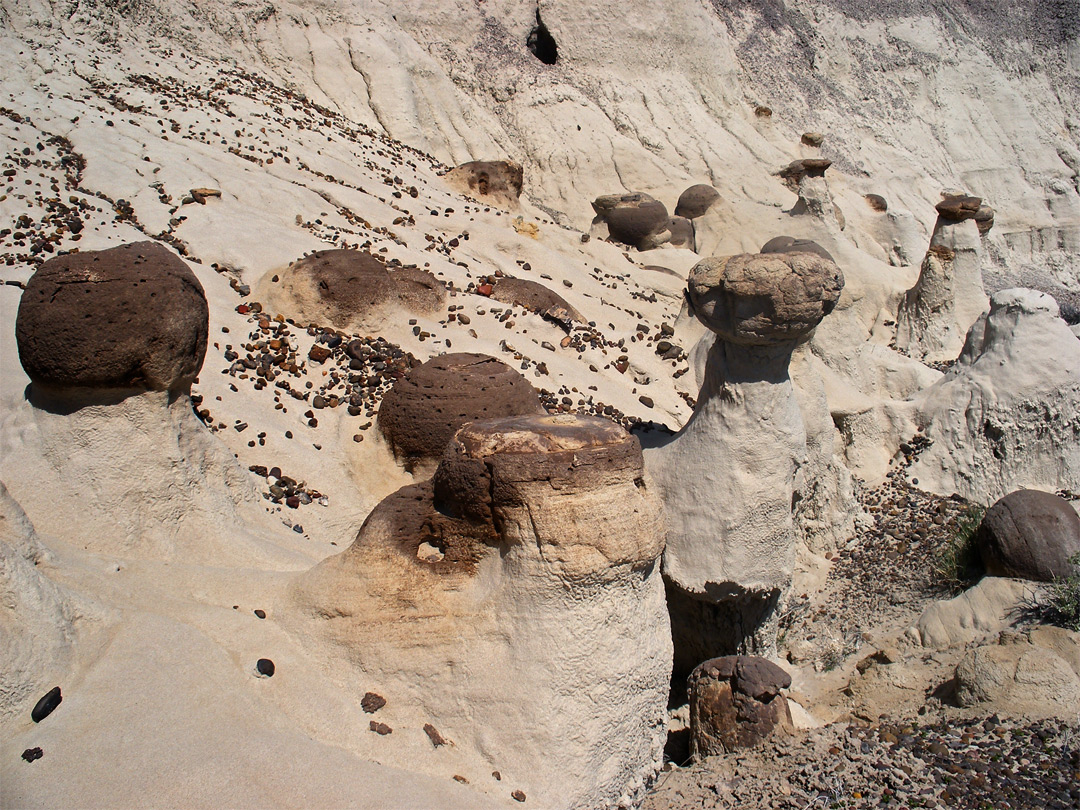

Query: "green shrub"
<box><xmin>1045</xmin><ymin>552</ymin><xmax>1080</xmax><ymax>632</ymax></box>
<box><xmin>931</xmin><ymin>505</ymin><xmax>985</xmax><ymax>594</ymax></box>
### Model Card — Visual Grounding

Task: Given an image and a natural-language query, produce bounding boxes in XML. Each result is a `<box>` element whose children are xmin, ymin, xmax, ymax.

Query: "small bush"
<box><xmin>1044</xmin><ymin>552</ymin><xmax>1080</xmax><ymax>631</ymax></box>
<box><xmin>932</xmin><ymin>505</ymin><xmax>985</xmax><ymax>594</ymax></box>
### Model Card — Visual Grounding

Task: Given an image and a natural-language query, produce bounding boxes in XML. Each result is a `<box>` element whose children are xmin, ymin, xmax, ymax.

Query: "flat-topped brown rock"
<box><xmin>936</xmin><ymin>194</ymin><xmax>983</xmax><ymax>221</ymax></box>
<box><xmin>16</xmin><ymin>241</ymin><xmax>208</xmax><ymax>393</ymax></box>
<box><xmin>687</xmin><ymin>252</ymin><xmax>844</xmax><ymax>345</ymax></box>
<box><xmin>489</xmin><ymin>277</ymin><xmax>584</xmax><ymax>327</ymax></box>
<box><xmin>443</xmin><ymin>160</ymin><xmax>523</xmax><ymax>207</ymax></box>
<box><xmin>377</xmin><ymin>353</ymin><xmax>544</xmax><ymax>470</ymax></box>
<box><xmin>266</xmin><ymin>249</ymin><xmax>444</xmax><ymax>332</ymax></box>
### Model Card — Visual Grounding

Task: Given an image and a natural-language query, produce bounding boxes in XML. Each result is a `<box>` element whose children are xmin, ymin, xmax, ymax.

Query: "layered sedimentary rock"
<box><xmin>910</xmin><ymin>289</ymin><xmax>1080</xmax><ymax>503</ymax></box>
<box><xmin>895</xmin><ymin>194</ymin><xmax>990</xmax><ymax>362</ymax></box>
<box><xmin>648</xmin><ymin>252</ymin><xmax>843</xmax><ymax>669</ymax></box>
<box><xmin>260</xmin><ymin>249</ymin><xmax>445</xmax><ymax>333</ymax></box>
<box><xmin>377</xmin><ymin>352</ymin><xmax>545</xmax><ymax>471</ymax></box>
<box><xmin>291</xmin><ymin>414</ymin><xmax>671</xmax><ymax>809</ymax></box>
<box><xmin>16</xmin><ymin>241</ymin><xmax>207</xmax><ymax>395</ymax></box>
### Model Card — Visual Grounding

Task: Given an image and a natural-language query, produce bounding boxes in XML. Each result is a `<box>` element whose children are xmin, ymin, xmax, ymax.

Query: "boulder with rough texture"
<box><xmin>649</xmin><ymin>252</ymin><xmax>843</xmax><ymax>665</ymax></box>
<box><xmin>895</xmin><ymin>203</ymin><xmax>990</xmax><ymax>362</ymax></box>
<box><xmin>911</xmin><ymin>289</ymin><xmax>1080</xmax><ymax>503</ymax></box>
<box><xmin>377</xmin><ymin>353</ymin><xmax>544</xmax><ymax>471</ymax></box>
<box><xmin>760</xmin><ymin>235</ymin><xmax>836</xmax><ymax>263</ymax></box>
<box><xmin>259</xmin><ymin>249</ymin><xmax>445</xmax><ymax>333</ymax></box>
<box><xmin>955</xmin><ymin>631</ymin><xmax>1080</xmax><ymax>719</ymax></box>
<box><xmin>674</xmin><ymin>184</ymin><xmax>721</xmax><ymax>219</ymax></box>
<box><xmin>935</xmin><ymin>193</ymin><xmax>983</xmax><ymax>221</ymax></box>
<box><xmin>688</xmin><ymin>656</ymin><xmax>793</xmax><ymax>757</ymax></box>
<box><xmin>291</xmin><ymin>414</ymin><xmax>671</xmax><ymax>810</ymax></box>
<box><xmin>16</xmin><ymin>242</ymin><xmax>208</xmax><ymax>393</ymax></box>
<box><xmin>442</xmin><ymin>160</ymin><xmax>523</xmax><ymax>208</ymax></box>
<box><xmin>489</xmin><ymin>277</ymin><xmax>584</xmax><ymax>327</ymax></box>
<box><xmin>977</xmin><ymin>490</ymin><xmax>1080</xmax><ymax>582</ymax></box>
<box><xmin>591</xmin><ymin>192</ymin><xmax>670</xmax><ymax>249</ymax></box>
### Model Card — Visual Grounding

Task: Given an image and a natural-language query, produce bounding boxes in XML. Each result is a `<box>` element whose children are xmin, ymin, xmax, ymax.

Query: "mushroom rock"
<box><xmin>647</xmin><ymin>252</ymin><xmax>843</xmax><ymax>669</ymax></box>
<box><xmin>377</xmin><ymin>353</ymin><xmax>545</xmax><ymax>473</ymax></box>
<box><xmin>443</xmin><ymin>160</ymin><xmax>523</xmax><ymax>208</ymax></box>
<box><xmin>8</xmin><ymin>244</ymin><xmax>287</xmax><ymax>564</ymax></box>
<box><xmin>290</xmin><ymin>414</ymin><xmax>671</xmax><ymax>809</ymax></box>
<box><xmin>688</xmin><ymin>656</ymin><xmax>793</xmax><ymax>757</ymax></box>
<box><xmin>911</xmin><ymin>289</ymin><xmax>1080</xmax><ymax>503</ymax></box>
<box><xmin>760</xmin><ymin>235</ymin><xmax>836</xmax><ymax>264</ymax></box>
<box><xmin>895</xmin><ymin>195</ymin><xmax>990</xmax><ymax>362</ymax></box>
<box><xmin>674</xmin><ymin>184</ymin><xmax>721</xmax><ymax>220</ymax></box>
<box><xmin>781</xmin><ymin>159</ymin><xmax>840</xmax><ymax>226</ymax></box>
<box><xmin>976</xmin><ymin>489</ymin><xmax>1080</xmax><ymax>582</ymax></box>
<box><xmin>488</xmin><ymin>277</ymin><xmax>585</xmax><ymax>327</ymax></box>
<box><xmin>590</xmin><ymin>192</ymin><xmax>670</xmax><ymax>250</ymax></box>
<box><xmin>260</xmin><ymin>249</ymin><xmax>445</xmax><ymax>333</ymax></box>
<box><xmin>16</xmin><ymin>241</ymin><xmax>208</xmax><ymax>395</ymax></box>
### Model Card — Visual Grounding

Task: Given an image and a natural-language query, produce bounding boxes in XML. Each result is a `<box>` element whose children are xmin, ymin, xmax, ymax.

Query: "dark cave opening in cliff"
<box><xmin>527</xmin><ymin>10</ymin><xmax>558</xmax><ymax>65</ymax></box>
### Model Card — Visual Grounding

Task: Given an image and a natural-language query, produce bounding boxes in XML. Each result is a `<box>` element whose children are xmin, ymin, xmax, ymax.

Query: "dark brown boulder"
<box><xmin>16</xmin><ymin>241</ymin><xmax>208</xmax><ymax>393</ymax></box>
<box><xmin>935</xmin><ymin>194</ymin><xmax>983</xmax><ymax>222</ymax></box>
<box><xmin>760</xmin><ymin>235</ymin><xmax>836</xmax><ymax>264</ymax></box>
<box><xmin>977</xmin><ymin>490</ymin><xmax>1080</xmax><ymax>582</ymax></box>
<box><xmin>377</xmin><ymin>353</ymin><xmax>544</xmax><ymax>470</ymax></box>
<box><xmin>674</xmin><ymin>184</ymin><xmax>721</xmax><ymax>220</ymax></box>
<box><xmin>489</xmin><ymin>278</ymin><xmax>584</xmax><ymax>327</ymax></box>
<box><xmin>974</xmin><ymin>204</ymin><xmax>995</xmax><ymax>234</ymax></box>
<box><xmin>443</xmin><ymin>161</ymin><xmax>524</xmax><ymax>207</ymax></box>
<box><xmin>591</xmin><ymin>193</ymin><xmax>670</xmax><ymax>249</ymax></box>
<box><xmin>689</xmin><ymin>655</ymin><xmax>793</xmax><ymax>757</ymax></box>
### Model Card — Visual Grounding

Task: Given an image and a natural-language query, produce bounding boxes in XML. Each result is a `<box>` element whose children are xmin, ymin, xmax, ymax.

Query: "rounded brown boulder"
<box><xmin>269</xmin><ymin>249</ymin><xmax>444</xmax><ymax>332</ymax></box>
<box><xmin>377</xmin><ymin>353</ymin><xmax>544</xmax><ymax>469</ymax></box>
<box><xmin>687</xmin><ymin>252</ymin><xmax>844</xmax><ymax>346</ymax></box>
<box><xmin>489</xmin><ymin>277</ymin><xmax>584</xmax><ymax>326</ymax></box>
<box><xmin>16</xmin><ymin>241</ymin><xmax>208</xmax><ymax>392</ymax></box>
<box><xmin>760</xmin><ymin>235</ymin><xmax>836</xmax><ymax>264</ymax></box>
<box><xmin>977</xmin><ymin>490</ymin><xmax>1080</xmax><ymax>582</ymax></box>
<box><xmin>674</xmin><ymin>184</ymin><xmax>721</xmax><ymax>220</ymax></box>
<box><xmin>591</xmin><ymin>192</ymin><xmax>670</xmax><ymax>249</ymax></box>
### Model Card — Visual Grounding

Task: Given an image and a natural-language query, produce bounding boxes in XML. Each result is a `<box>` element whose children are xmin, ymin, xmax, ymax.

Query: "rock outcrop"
<box><xmin>443</xmin><ymin>160</ymin><xmax>523</xmax><ymax>208</ymax></box>
<box><xmin>648</xmin><ymin>252</ymin><xmax>843</xmax><ymax>668</ymax></box>
<box><xmin>977</xmin><ymin>489</ymin><xmax>1080</xmax><ymax>582</ymax></box>
<box><xmin>260</xmin><ymin>249</ymin><xmax>445</xmax><ymax>333</ymax></box>
<box><xmin>895</xmin><ymin>194</ymin><xmax>990</xmax><ymax>362</ymax></box>
<box><xmin>16</xmin><ymin>242</ymin><xmax>208</xmax><ymax>395</ymax></box>
<box><xmin>377</xmin><ymin>353</ymin><xmax>545</xmax><ymax>472</ymax></box>
<box><xmin>910</xmin><ymin>289</ymin><xmax>1080</xmax><ymax>503</ymax></box>
<box><xmin>688</xmin><ymin>656</ymin><xmax>793</xmax><ymax>758</ymax></box>
<box><xmin>292</xmin><ymin>414</ymin><xmax>671</xmax><ymax>809</ymax></box>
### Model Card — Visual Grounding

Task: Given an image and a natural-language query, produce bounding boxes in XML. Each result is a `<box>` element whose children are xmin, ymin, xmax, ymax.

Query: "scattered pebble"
<box><xmin>31</xmin><ymin>686</ymin><xmax>61</xmax><ymax>723</ymax></box>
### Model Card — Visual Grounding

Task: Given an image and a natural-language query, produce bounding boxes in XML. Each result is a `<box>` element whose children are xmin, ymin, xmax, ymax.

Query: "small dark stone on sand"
<box><xmin>512</xmin><ymin>790</ymin><xmax>527</xmax><ymax>802</ymax></box>
<box><xmin>423</xmin><ymin>723</ymin><xmax>447</xmax><ymax>747</ymax></box>
<box><xmin>31</xmin><ymin>686</ymin><xmax>62</xmax><ymax>723</ymax></box>
<box><xmin>22</xmin><ymin>747</ymin><xmax>43</xmax><ymax>762</ymax></box>
<box><xmin>256</xmin><ymin>658</ymin><xmax>275</xmax><ymax>677</ymax></box>
<box><xmin>361</xmin><ymin>692</ymin><xmax>387</xmax><ymax>713</ymax></box>
<box><xmin>254</xmin><ymin>609</ymin><xmax>266</xmax><ymax>619</ymax></box>
<box><xmin>369</xmin><ymin>721</ymin><xmax>392</xmax><ymax>735</ymax></box>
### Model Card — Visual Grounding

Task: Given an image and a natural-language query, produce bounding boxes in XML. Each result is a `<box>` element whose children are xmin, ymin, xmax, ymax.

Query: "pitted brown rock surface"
<box><xmin>689</xmin><ymin>655</ymin><xmax>793</xmax><ymax>756</ymax></box>
<box><xmin>687</xmin><ymin>253</ymin><xmax>844</xmax><ymax>345</ymax></box>
<box><xmin>443</xmin><ymin>160</ymin><xmax>523</xmax><ymax>206</ymax></box>
<box><xmin>489</xmin><ymin>278</ymin><xmax>584</xmax><ymax>326</ymax></box>
<box><xmin>16</xmin><ymin>241</ymin><xmax>208</xmax><ymax>392</ymax></box>
<box><xmin>377</xmin><ymin>353</ymin><xmax>544</xmax><ymax>468</ymax></box>
<box><xmin>282</xmin><ymin>249</ymin><xmax>444</xmax><ymax>329</ymax></box>
<box><xmin>977</xmin><ymin>489</ymin><xmax>1080</xmax><ymax>582</ymax></box>
<box><xmin>760</xmin><ymin>235</ymin><xmax>836</xmax><ymax>263</ymax></box>
<box><xmin>592</xmin><ymin>192</ymin><xmax>670</xmax><ymax>249</ymax></box>
<box><xmin>674</xmin><ymin>184</ymin><xmax>721</xmax><ymax>219</ymax></box>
